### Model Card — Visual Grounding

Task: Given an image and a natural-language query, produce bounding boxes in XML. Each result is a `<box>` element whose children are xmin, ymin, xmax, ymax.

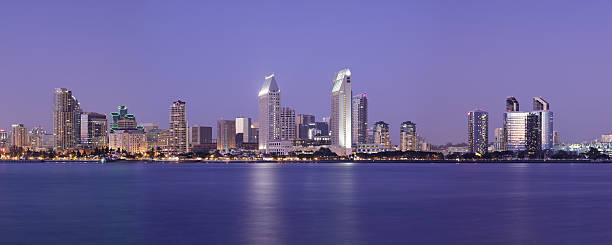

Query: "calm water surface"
<box><xmin>1</xmin><ymin>162</ymin><xmax>612</xmax><ymax>244</ymax></box>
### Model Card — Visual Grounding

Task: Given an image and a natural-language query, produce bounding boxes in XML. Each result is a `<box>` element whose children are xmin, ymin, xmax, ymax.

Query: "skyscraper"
<box><xmin>526</xmin><ymin>113</ymin><xmax>542</xmax><ymax>155</ymax></box>
<box><xmin>373</xmin><ymin>121</ymin><xmax>391</xmax><ymax>149</ymax></box>
<box><xmin>503</xmin><ymin>112</ymin><xmax>529</xmax><ymax>151</ymax></box>
<box><xmin>235</xmin><ymin>117</ymin><xmax>252</xmax><ymax>143</ymax></box>
<box><xmin>467</xmin><ymin>110</ymin><xmax>488</xmax><ymax>154</ymax></box>
<box><xmin>258</xmin><ymin>74</ymin><xmax>281</xmax><ymax>152</ymax></box>
<box><xmin>10</xmin><ymin>124</ymin><xmax>28</xmax><ymax>148</ymax></box>
<box><xmin>217</xmin><ymin>120</ymin><xmax>236</xmax><ymax>150</ymax></box>
<box><xmin>279</xmin><ymin>107</ymin><xmax>296</xmax><ymax>141</ymax></box>
<box><xmin>169</xmin><ymin>100</ymin><xmax>188</xmax><ymax>154</ymax></box>
<box><xmin>400</xmin><ymin>121</ymin><xmax>417</xmax><ymax>151</ymax></box>
<box><xmin>532</xmin><ymin>97</ymin><xmax>553</xmax><ymax>150</ymax></box>
<box><xmin>330</xmin><ymin>68</ymin><xmax>352</xmax><ymax>155</ymax></box>
<box><xmin>351</xmin><ymin>93</ymin><xmax>368</xmax><ymax>145</ymax></box>
<box><xmin>80</xmin><ymin>112</ymin><xmax>108</xmax><ymax>149</ymax></box>
<box><xmin>53</xmin><ymin>88</ymin><xmax>81</xmax><ymax>150</ymax></box>
<box><xmin>506</xmin><ymin>96</ymin><xmax>519</xmax><ymax>112</ymax></box>
<box><xmin>533</xmin><ymin>97</ymin><xmax>550</xmax><ymax>111</ymax></box>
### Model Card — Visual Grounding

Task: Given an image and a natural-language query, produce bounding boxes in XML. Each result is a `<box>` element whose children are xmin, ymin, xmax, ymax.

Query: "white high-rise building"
<box><xmin>330</xmin><ymin>68</ymin><xmax>352</xmax><ymax>155</ymax></box>
<box><xmin>235</xmin><ymin>117</ymin><xmax>252</xmax><ymax>143</ymax></box>
<box><xmin>503</xmin><ymin>112</ymin><xmax>529</xmax><ymax>151</ymax></box>
<box><xmin>258</xmin><ymin>74</ymin><xmax>281</xmax><ymax>152</ymax></box>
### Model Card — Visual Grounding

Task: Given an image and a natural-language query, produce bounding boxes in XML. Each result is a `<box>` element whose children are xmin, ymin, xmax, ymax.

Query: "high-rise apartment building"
<box><xmin>109</xmin><ymin>130</ymin><xmax>147</xmax><ymax>154</ymax></box>
<box><xmin>494</xmin><ymin>128</ymin><xmax>504</xmax><ymax>151</ymax></box>
<box><xmin>29</xmin><ymin>126</ymin><xmax>46</xmax><ymax>150</ymax></box>
<box><xmin>80</xmin><ymin>112</ymin><xmax>108</xmax><ymax>149</ymax></box>
<box><xmin>169</xmin><ymin>100</ymin><xmax>188</xmax><ymax>154</ymax></box>
<box><xmin>351</xmin><ymin>93</ymin><xmax>368</xmax><ymax>145</ymax></box>
<box><xmin>217</xmin><ymin>120</ymin><xmax>236</xmax><ymax>150</ymax></box>
<box><xmin>280</xmin><ymin>107</ymin><xmax>296</xmax><ymax>141</ymax></box>
<box><xmin>400</xmin><ymin>121</ymin><xmax>417</xmax><ymax>151</ymax></box>
<box><xmin>10</xmin><ymin>124</ymin><xmax>28</xmax><ymax>148</ymax></box>
<box><xmin>54</xmin><ymin>88</ymin><xmax>81</xmax><ymax>150</ymax></box>
<box><xmin>258</xmin><ymin>74</ymin><xmax>281</xmax><ymax>152</ymax></box>
<box><xmin>532</xmin><ymin>97</ymin><xmax>553</xmax><ymax>150</ymax></box>
<box><xmin>235</xmin><ymin>117</ymin><xmax>252</xmax><ymax>143</ymax></box>
<box><xmin>506</xmin><ymin>96</ymin><xmax>519</xmax><ymax>112</ymax></box>
<box><xmin>467</xmin><ymin>110</ymin><xmax>488</xmax><ymax>154</ymax></box>
<box><xmin>373</xmin><ymin>121</ymin><xmax>391</xmax><ymax>149</ymax></box>
<box><xmin>0</xmin><ymin>130</ymin><xmax>7</xmax><ymax>150</ymax></box>
<box><xmin>330</xmin><ymin>68</ymin><xmax>352</xmax><ymax>155</ymax></box>
<box><xmin>526</xmin><ymin>113</ymin><xmax>542</xmax><ymax>154</ymax></box>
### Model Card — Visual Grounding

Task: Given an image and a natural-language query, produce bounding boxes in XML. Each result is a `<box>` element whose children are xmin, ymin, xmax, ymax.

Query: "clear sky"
<box><xmin>1</xmin><ymin>0</ymin><xmax>611</xmax><ymax>144</ymax></box>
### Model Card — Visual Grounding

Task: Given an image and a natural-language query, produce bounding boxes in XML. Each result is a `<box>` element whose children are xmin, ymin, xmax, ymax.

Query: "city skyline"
<box><xmin>1</xmin><ymin>1</ymin><xmax>612</xmax><ymax>144</ymax></box>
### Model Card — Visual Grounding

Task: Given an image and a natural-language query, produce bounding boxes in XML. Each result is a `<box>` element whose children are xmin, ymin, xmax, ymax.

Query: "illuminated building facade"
<box><xmin>53</xmin><ymin>88</ymin><xmax>81</xmax><ymax>150</ymax></box>
<box><xmin>352</xmin><ymin>93</ymin><xmax>368</xmax><ymax>145</ymax></box>
<box><xmin>258</xmin><ymin>74</ymin><xmax>281</xmax><ymax>152</ymax></box>
<box><xmin>80</xmin><ymin>112</ymin><xmax>108</xmax><ymax>149</ymax></box>
<box><xmin>10</xmin><ymin>124</ymin><xmax>28</xmax><ymax>148</ymax></box>
<box><xmin>373</xmin><ymin>121</ymin><xmax>391</xmax><ymax>149</ymax></box>
<box><xmin>400</xmin><ymin>121</ymin><xmax>417</xmax><ymax>151</ymax></box>
<box><xmin>169</xmin><ymin>100</ymin><xmax>188</xmax><ymax>154</ymax></box>
<box><xmin>217</xmin><ymin>120</ymin><xmax>236</xmax><ymax>150</ymax></box>
<box><xmin>330</xmin><ymin>68</ymin><xmax>352</xmax><ymax>155</ymax></box>
<box><xmin>467</xmin><ymin>110</ymin><xmax>488</xmax><ymax>154</ymax></box>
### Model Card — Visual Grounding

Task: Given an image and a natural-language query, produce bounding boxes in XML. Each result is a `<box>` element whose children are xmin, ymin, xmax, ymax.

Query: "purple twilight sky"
<box><xmin>1</xmin><ymin>0</ymin><xmax>611</xmax><ymax>144</ymax></box>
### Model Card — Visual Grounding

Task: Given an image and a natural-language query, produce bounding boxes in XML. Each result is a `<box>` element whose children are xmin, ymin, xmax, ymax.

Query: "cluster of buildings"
<box><xmin>466</xmin><ymin>96</ymin><xmax>565</xmax><ymax>156</ymax></box>
<box><xmin>0</xmin><ymin>69</ymin><xmax>610</xmax><ymax>159</ymax></box>
<box><xmin>257</xmin><ymin>69</ymin><xmax>426</xmax><ymax>156</ymax></box>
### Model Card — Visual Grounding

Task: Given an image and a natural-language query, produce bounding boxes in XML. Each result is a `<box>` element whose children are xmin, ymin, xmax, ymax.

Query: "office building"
<box><xmin>467</xmin><ymin>110</ymin><xmax>488</xmax><ymax>154</ymax></box>
<box><xmin>602</xmin><ymin>134</ymin><xmax>612</xmax><ymax>143</ymax></box>
<box><xmin>280</xmin><ymin>107</ymin><xmax>296</xmax><ymax>141</ymax></box>
<box><xmin>80</xmin><ymin>112</ymin><xmax>108</xmax><ymax>149</ymax></box>
<box><xmin>10</xmin><ymin>124</ymin><xmax>28</xmax><ymax>148</ymax></box>
<box><xmin>330</xmin><ymin>68</ymin><xmax>352</xmax><ymax>155</ymax></box>
<box><xmin>141</xmin><ymin>122</ymin><xmax>159</xmax><ymax>132</ymax></box>
<box><xmin>109</xmin><ymin>129</ymin><xmax>147</xmax><ymax>154</ymax></box>
<box><xmin>400</xmin><ymin>121</ymin><xmax>417</xmax><ymax>151</ymax></box>
<box><xmin>506</xmin><ymin>96</ymin><xmax>519</xmax><ymax>112</ymax></box>
<box><xmin>297</xmin><ymin>114</ymin><xmax>315</xmax><ymax>139</ymax></box>
<box><xmin>494</xmin><ymin>128</ymin><xmax>504</xmax><ymax>151</ymax></box>
<box><xmin>553</xmin><ymin>131</ymin><xmax>561</xmax><ymax>146</ymax></box>
<box><xmin>373</xmin><ymin>121</ymin><xmax>391</xmax><ymax>149</ymax></box>
<box><xmin>235</xmin><ymin>117</ymin><xmax>252</xmax><ymax>143</ymax></box>
<box><xmin>217</xmin><ymin>120</ymin><xmax>236</xmax><ymax>150</ymax></box>
<box><xmin>503</xmin><ymin>112</ymin><xmax>529</xmax><ymax>151</ymax></box>
<box><xmin>258</xmin><ymin>74</ymin><xmax>281</xmax><ymax>152</ymax></box>
<box><xmin>169</xmin><ymin>100</ymin><xmax>188</xmax><ymax>154</ymax></box>
<box><xmin>53</xmin><ymin>88</ymin><xmax>81</xmax><ymax>150</ymax></box>
<box><xmin>352</xmin><ymin>93</ymin><xmax>368</xmax><ymax>145</ymax></box>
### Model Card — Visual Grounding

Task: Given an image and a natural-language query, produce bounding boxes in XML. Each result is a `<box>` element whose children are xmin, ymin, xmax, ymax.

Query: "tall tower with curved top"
<box><xmin>331</xmin><ymin>68</ymin><xmax>352</xmax><ymax>155</ymax></box>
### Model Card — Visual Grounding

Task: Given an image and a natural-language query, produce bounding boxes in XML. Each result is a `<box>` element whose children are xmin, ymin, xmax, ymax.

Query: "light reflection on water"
<box><xmin>1</xmin><ymin>162</ymin><xmax>612</xmax><ymax>244</ymax></box>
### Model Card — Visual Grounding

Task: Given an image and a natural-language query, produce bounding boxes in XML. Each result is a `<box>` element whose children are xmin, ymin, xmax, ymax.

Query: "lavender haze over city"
<box><xmin>1</xmin><ymin>0</ymin><xmax>611</xmax><ymax>144</ymax></box>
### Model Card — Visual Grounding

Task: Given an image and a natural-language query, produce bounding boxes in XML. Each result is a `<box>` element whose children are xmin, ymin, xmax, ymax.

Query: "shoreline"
<box><xmin>0</xmin><ymin>159</ymin><xmax>610</xmax><ymax>164</ymax></box>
